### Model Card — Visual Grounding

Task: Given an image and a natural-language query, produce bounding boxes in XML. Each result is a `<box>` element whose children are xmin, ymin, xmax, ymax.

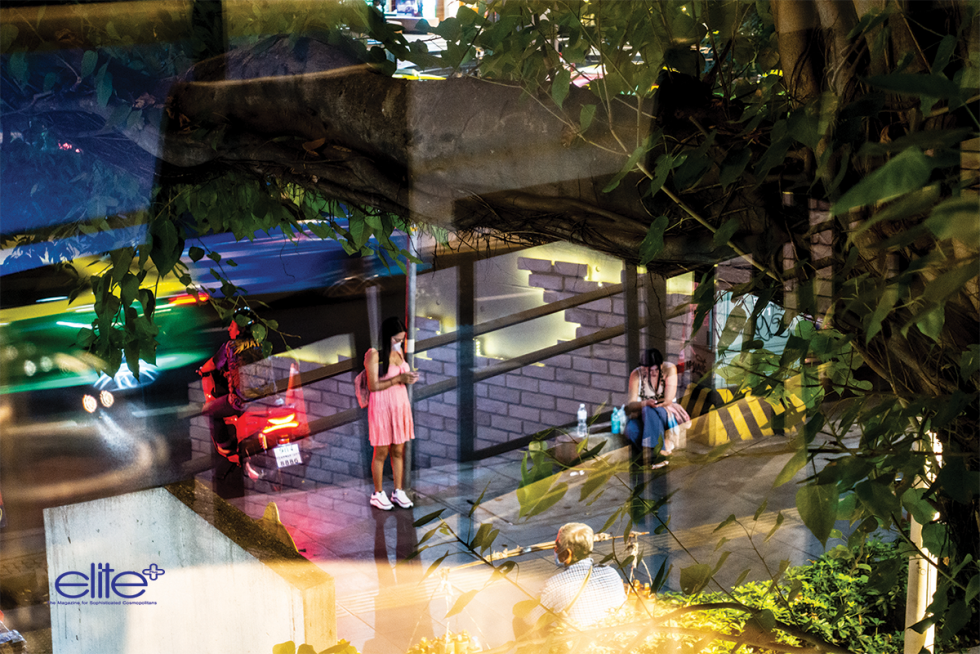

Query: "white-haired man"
<box><xmin>515</xmin><ymin>522</ymin><xmax>627</xmax><ymax>636</ymax></box>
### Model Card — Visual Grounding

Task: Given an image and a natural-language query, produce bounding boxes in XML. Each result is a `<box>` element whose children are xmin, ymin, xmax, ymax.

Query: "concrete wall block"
<box><xmin>572</xmin><ymin>356</ymin><xmax>608</xmax><ymax>374</ymax></box>
<box><xmin>581</xmin><ymin>297</ymin><xmax>612</xmax><ymax>313</ymax></box>
<box><xmin>575</xmin><ymin>326</ymin><xmax>603</xmax><ymax>338</ymax></box>
<box><xmin>416</xmin><ymin>413</ymin><xmax>446</xmax><ymax>430</ymax></box>
<box><xmin>491</xmin><ymin>414</ymin><xmax>524</xmax><ymax>433</ymax></box>
<box><xmin>522</xmin><ymin>421</ymin><xmax>547</xmax><ymax>435</ymax></box>
<box><xmin>557</xmin><ymin>398</ymin><xmax>585</xmax><ymax>414</ymax></box>
<box><xmin>542</xmin><ymin>290</ymin><xmax>577</xmax><ymax>304</ymax></box>
<box><xmin>544</xmin><ymin>353</ymin><xmax>573</xmax><ymax>369</ymax></box>
<box><xmin>566</xmin><ymin>279</ymin><xmax>600</xmax><ymax>293</ymax></box>
<box><xmin>322</xmin><ymin>393</ymin><xmax>354</xmax><ymax>410</ymax></box>
<box><xmin>428</xmin><ymin>347</ymin><xmax>458</xmax><ymax>364</ymax></box>
<box><xmin>506</xmin><ymin>374</ymin><xmax>540</xmax><ymax>393</ymax></box>
<box><xmin>611</xmin><ymin>334</ymin><xmax>627</xmax><ymax>347</ymax></box>
<box><xmin>444</xmin><ymin>418</ymin><xmax>458</xmax><ymax>433</ymax></box>
<box><xmin>596</xmin><ymin>312</ymin><xmax>625</xmax><ymax>329</ymax></box>
<box><xmin>495</xmin><ymin>386</ymin><xmax>521</xmax><ymax>404</ymax></box>
<box><xmin>432</xmin><ymin>429</ymin><xmax>458</xmax><ymax>446</ymax></box>
<box><xmin>591</xmin><ymin>343</ymin><xmax>625</xmax><ymax>361</ymax></box>
<box><xmin>477</xmin><ymin>397</ymin><xmax>509</xmax><ymax>415</ymax></box>
<box><xmin>612</xmin><ymin>298</ymin><xmax>625</xmax><ymax>316</ymax></box>
<box><xmin>427</xmin><ymin>400</ymin><xmax>458</xmax><ymax>419</ymax></box>
<box><xmin>476</xmin><ymin>410</ymin><xmax>492</xmax><ymax>426</ymax></box>
<box><xmin>415</xmin><ymin>316</ymin><xmax>442</xmax><ymax>332</ymax></box>
<box><xmin>478</xmin><ymin>427</ymin><xmax>512</xmax><ymax>444</ymax></box>
<box><xmin>540</xmin><ymin>410</ymin><xmax>574</xmax><ymax>428</ymax></box>
<box><xmin>483</xmin><ymin>374</ymin><xmax>506</xmax><ymax>387</ymax></box>
<box><xmin>416</xmin><ymin>358</ymin><xmax>445</xmax><ymax>375</ymax></box>
<box><xmin>521</xmin><ymin>365</ymin><xmax>555</xmax><ymax>381</ymax></box>
<box><xmin>554</xmin><ymin>261</ymin><xmax>588</xmax><ymax>278</ymax></box>
<box><xmin>521</xmin><ymin>391</ymin><xmax>556</xmax><ymax>410</ymax></box>
<box><xmin>573</xmin><ymin>386</ymin><xmax>613</xmax><ymax>405</ymax></box>
<box><xmin>303</xmin><ymin>467</ymin><xmax>333</xmax><ymax>485</ymax></box>
<box><xmin>418</xmin><ymin>441</ymin><xmax>448</xmax><ymax>460</ymax></box>
<box><xmin>518</xmin><ymin>257</ymin><xmax>554</xmax><ymax>273</ymax></box>
<box><xmin>509</xmin><ymin>404</ymin><xmax>541</xmax><ymax>422</ymax></box>
<box><xmin>555</xmin><ymin>368</ymin><xmax>591</xmax><ymax>386</ymax></box>
<box><xmin>315</xmin><ymin>379</ymin><xmax>340</xmax><ymax>395</ymax></box>
<box><xmin>528</xmin><ymin>272</ymin><xmax>564</xmax><ymax>291</ymax></box>
<box><xmin>609</xmin><ymin>361</ymin><xmax>628</xmax><ymax>378</ymax></box>
<box><xmin>475</xmin><ymin>383</ymin><xmax>489</xmax><ymax>398</ymax></box>
<box><xmin>306</xmin><ymin>402</ymin><xmax>338</xmax><ymax>418</ymax></box>
<box><xmin>330</xmin><ymin>446</ymin><xmax>361</xmax><ymax>464</ymax></box>
<box><xmin>591</xmin><ymin>373</ymin><xmax>627</xmax><ymax>393</ymax></box>
<box><xmin>539</xmin><ymin>380</ymin><xmax>574</xmax><ymax>397</ymax></box>
<box><xmin>564</xmin><ymin>308</ymin><xmax>597</xmax><ymax>326</ymax></box>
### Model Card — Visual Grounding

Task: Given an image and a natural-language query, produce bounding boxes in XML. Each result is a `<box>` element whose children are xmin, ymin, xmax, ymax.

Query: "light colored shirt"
<box><xmin>529</xmin><ymin>558</ymin><xmax>626</xmax><ymax>628</ymax></box>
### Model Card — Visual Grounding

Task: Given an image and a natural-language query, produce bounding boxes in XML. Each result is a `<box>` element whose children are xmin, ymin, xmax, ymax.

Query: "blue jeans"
<box><xmin>626</xmin><ymin>405</ymin><xmax>669</xmax><ymax>452</ymax></box>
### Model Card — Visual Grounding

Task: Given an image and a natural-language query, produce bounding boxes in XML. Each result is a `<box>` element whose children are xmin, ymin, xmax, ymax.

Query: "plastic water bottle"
<box><xmin>611</xmin><ymin>406</ymin><xmax>621</xmax><ymax>434</ymax></box>
<box><xmin>577</xmin><ymin>403</ymin><xmax>588</xmax><ymax>439</ymax></box>
<box><xmin>618</xmin><ymin>405</ymin><xmax>628</xmax><ymax>434</ymax></box>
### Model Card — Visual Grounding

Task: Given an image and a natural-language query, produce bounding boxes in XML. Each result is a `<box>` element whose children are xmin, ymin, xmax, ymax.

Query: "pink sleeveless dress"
<box><xmin>367</xmin><ymin>355</ymin><xmax>415</xmax><ymax>447</ymax></box>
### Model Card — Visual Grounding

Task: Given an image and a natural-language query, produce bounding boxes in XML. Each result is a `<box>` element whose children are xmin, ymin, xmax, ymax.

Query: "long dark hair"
<box><xmin>638</xmin><ymin>348</ymin><xmax>665</xmax><ymax>399</ymax></box>
<box><xmin>378</xmin><ymin>316</ymin><xmax>407</xmax><ymax>378</ymax></box>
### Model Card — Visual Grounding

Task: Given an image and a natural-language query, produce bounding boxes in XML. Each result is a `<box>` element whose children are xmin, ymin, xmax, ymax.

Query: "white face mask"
<box><xmin>392</xmin><ymin>341</ymin><xmax>403</xmax><ymax>353</ymax></box>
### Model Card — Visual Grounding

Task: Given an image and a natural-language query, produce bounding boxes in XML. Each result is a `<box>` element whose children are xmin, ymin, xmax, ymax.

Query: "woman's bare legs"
<box><xmin>391</xmin><ymin>443</ymin><xmax>405</xmax><ymax>490</ymax></box>
<box><xmin>372</xmin><ymin>445</ymin><xmax>390</xmax><ymax>493</ymax></box>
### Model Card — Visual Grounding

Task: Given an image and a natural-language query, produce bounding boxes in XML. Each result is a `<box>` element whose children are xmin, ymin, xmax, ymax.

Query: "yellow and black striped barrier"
<box><xmin>679</xmin><ymin>385</ymin><xmax>805</xmax><ymax>446</ymax></box>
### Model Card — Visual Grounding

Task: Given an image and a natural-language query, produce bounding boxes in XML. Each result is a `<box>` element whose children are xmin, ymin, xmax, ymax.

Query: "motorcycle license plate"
<box><xmin>273</xmin><ymin>443</ymin><xmax>302</xmax><ymax>468</ymax></box>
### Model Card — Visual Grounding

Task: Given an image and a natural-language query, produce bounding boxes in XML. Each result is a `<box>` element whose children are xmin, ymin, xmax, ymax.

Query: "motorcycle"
<box><xmin>200</xmin><ymin>362</ymin><xmax>310</xmax><ymax>479</ymax></box>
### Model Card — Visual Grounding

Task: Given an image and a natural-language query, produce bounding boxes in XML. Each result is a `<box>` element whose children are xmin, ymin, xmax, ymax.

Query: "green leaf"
<box><xmin>960</xmin><ymin>345</ymin><xmax>980</xmax><ymax>382</ymax></box>
<box><xmin>773</xmin><ymin>448</ymin><xmax>807</xmax><ymax>488</ymax></box>
<box><xmin>922</xmin><ymin>259</ymin><xmax>980</xmax><ymax>303</ymax></box>
<box><xmin>866</xmin><ymin>284</ymin><xmax>901</xmax><ymax>343</ymax></box>
<box><xmin>188</xmin><ymin>246</ymin><xmax>205</xmax><ymax>262</ymax></box>
<box><xmin>902</xmin><ymin>488</ymin><xmax>936</xmax><ymax>525</ymax></box>
<box><xmin>0</xmin><ymin>24</ymin><xmax>19</xmax><ymax>51</ymax></box>
<box><xmin>272</xmin><ymin>641</ymin><xmax>296</xmax><ymax>654</ymax></box>
<box><xmin>944</xmin><ymin>600</ymin><xmax>971</xmax><ymax>639</ymax></box>
<box><xmin>914</xmin><ymin>304</ymin><xmax>945</xmax><ymax>341</ymax></box>
<box><xmin>966</xmin><ymin>573</ymin><xmax>980</xmax><ymax>604</ymax></box>
<box><xmin>551</xmin><ymin>68</ymin><xmax>571</xmax><ymax>109</ymax></box>
<box><xmin>865</xmin><ymin>73</ymin><xmax>966</xmax><ymax>99</ymax></box>
<box><xmin>679</xmin><ymin>563</ymin><xmax>712</xmax><ymax>594</ymax></box>
<box><xmin>719</xmin><ymin>148</ymin><xmax>751</xmax><ymax>189</ymax></box>
<box><xmin>579</xmin><ymin>104</ymin><xmax>597</xmax><ymax>133</ymax></box>
<box><xmin>603</xmin><ymin>136</ymin><xmax>653</xmax><ymax>193</ymax></box>
<box><xmin>796</xmin><ymin>484</ymin><xmax>839</xmax><ymax>546</ymax></box>
<box><xmin>832</xmin><ymin>147</ymin><xmax>935</xmax><ymax>216</ymax></box>
<box><xmin>925</xmin><ymin>197</ymin><xmax>980</xmax><ymax>248</ymax></box>
<box><xmin>81</xmin><ymin>50</ymin><xmax>98</xmax><ymax>78</ymax></box>
<box><xmin>413</xmin><ymin>509</ymin><xmax>444</xmax><ymax>528</ymax></box>
<box><xmin>8</xmin><ymin>52</ymin><xmax>28</xmax><ymax>87</ymax></box>
<box><xmin>638</xmin><ymin>215</ymin><xmax>669</xmax><ymax>265</ymax></box>
<box><xmin>96</xmin><ymin>71</ymin><xmax>113</xmax><ymax>108</ymax></box>
<box><xmin>712</xmin><ymin>218</ymin><xmax>740</xmax><ymax>249</ymax></box>
<box><xmin>445</xmin><ymin>589</ymin><xmax>479</xmax><ymax>618</ymax></box>
<box><xmin>929</xmin><ymin>34</ymin><xmax>956</xmax><ymax>75</ymax></box>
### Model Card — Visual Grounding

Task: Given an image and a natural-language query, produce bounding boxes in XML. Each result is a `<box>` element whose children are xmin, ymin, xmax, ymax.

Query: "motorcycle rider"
<box><xmin>197</xmin><ymin>307</ymin><xmax>263</xmax><ymax>462</ymax></box>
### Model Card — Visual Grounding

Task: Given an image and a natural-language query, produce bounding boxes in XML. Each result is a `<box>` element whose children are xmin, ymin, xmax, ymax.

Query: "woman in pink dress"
<box><xmin>365</xmin><ymin>317</ymin><xmax>419</xmax><ymax>510</ymax></box>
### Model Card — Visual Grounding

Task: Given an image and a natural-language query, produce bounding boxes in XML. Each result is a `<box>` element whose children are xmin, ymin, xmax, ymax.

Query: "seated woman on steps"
<box><xmin>625</xmin><ymin>348</ymin><xmax>690</xmax><ymax>468</ymax></box>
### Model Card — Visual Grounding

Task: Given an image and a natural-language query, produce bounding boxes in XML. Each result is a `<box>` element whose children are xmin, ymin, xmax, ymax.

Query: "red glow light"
<box><xmin>167</xmin><ymin>292</ymin><xmax>209</xmax><ymax>306</ymax></box>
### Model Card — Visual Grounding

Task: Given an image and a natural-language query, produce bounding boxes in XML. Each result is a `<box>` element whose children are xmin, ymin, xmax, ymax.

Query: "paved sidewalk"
<box><xmin>216</xmin><ymin>435</ymin><xmax>825</xmax><ymax>653</ymax></box>
<box><xmin>1</xmin><ymin>433</ymin><xmax>827</xmax><ymax>654</ymax></box>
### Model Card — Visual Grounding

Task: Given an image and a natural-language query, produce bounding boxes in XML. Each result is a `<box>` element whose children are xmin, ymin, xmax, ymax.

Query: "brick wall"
<box><xmin>189</xmin><ymin>257</ymin><xmax>698</xmax><ymax>491</ymax></box>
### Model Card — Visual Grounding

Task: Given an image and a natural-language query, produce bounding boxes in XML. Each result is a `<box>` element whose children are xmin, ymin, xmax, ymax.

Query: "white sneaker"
<box><xmin>391</xmin><ymin>489</ymin><xmax>413</xmax><ymax>509</ymax></box>
<box><xmin>370</xmin><ymin>491</ymin><xmax>393</xmax><ymax>511</ymax></box>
